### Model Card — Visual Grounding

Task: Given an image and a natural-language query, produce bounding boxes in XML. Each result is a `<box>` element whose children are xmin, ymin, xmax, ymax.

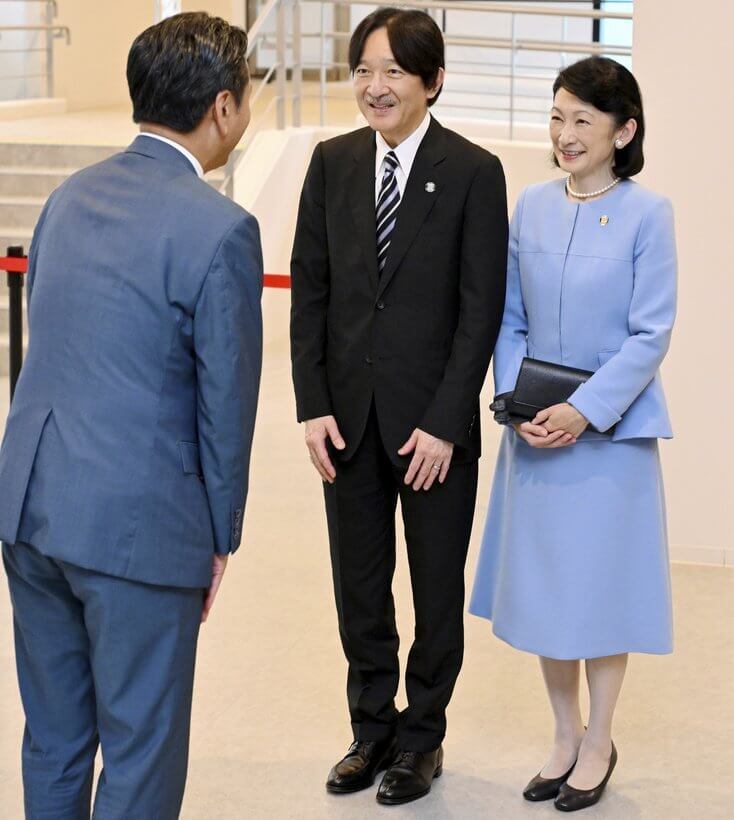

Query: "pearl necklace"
<box><xmin>566</xmin><ymin>175</ymin><xmax>621</xmax><ymax>199</ymax></box>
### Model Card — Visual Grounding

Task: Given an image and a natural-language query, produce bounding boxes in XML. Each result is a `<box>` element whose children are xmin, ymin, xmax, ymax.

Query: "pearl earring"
<box><xmin>615</xmin><ymin>139</ymin><xmax>624</xmax><ymax>148</ymax></box>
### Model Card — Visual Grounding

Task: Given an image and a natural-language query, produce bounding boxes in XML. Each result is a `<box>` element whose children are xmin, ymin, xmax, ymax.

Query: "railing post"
<box><xmin>6</xmin><ymin>246</ymin><xmax>25</xmax><ymax>402</ymax></box>
<box><xmin>45</xmin><ymin>0</ymin><xmax>55</xmax><ymax>97</ymax></box>
<box><xmin>509</xmin><ymin>11</ymin><xmax>516</xmax><ymax>141</ymax></box>
<box><xmin>292</xmin><ymin>0</ymin><xmax>302</xmax><ymax>127</ymax></box>
<box><xmin>319</xmin><ymin>0</ymin><xmax>327</xmax><ymax>127</ymax></box>
<box><xmin>276</xmin><ymin>0</ymin><xmax>287</xmax><ymax>129</ymax></box>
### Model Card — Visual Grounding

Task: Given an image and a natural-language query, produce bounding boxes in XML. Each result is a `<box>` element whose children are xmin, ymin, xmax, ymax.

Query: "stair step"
<box><xmin>0</xmin><ymin>167</ymin><xmax>75</xmax><ymax>197</ymax></box>
<box><xmin>0</xmin><ymin>165</ymin><xmax>79</xmax><ymax>176</ymax></box>
<box><xmin>0</xmin><ymin>334</ymin><xmax>28</xmax><ymax>378</ymax></box>
<box><xmin>0</xmin><ymin>143</ymin><xmax>120</xmax><ymax>169</ymax></box>
<box><xmin>0</xmin><ymin>196</ymin><xmax>45</xmax><ymax>229</ymax></box>
<box><xmin>0</xmin><ymin>227</ymin><xmax>33</xmax><ymax>254</ymax></box>
<box><xmin>0</xmin><ymin>307</ymin><xmax>28</xmax><ymax>336</ymax></box>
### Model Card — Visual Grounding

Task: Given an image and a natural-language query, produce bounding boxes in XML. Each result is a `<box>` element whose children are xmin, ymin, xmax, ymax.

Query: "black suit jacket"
<box><xmin>290</xmin><ymin>116</ymin><xmax>508</xmax><ymax>464</ymax></box>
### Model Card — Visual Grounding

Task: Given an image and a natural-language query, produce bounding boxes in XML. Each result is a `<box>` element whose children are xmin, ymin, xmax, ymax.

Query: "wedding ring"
<box><xmin>432</xmin><ymin>464</ymin><xmax>441</xmax><ymax>471</ymax></box>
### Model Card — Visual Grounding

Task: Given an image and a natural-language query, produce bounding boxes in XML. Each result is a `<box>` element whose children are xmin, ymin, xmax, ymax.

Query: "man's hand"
<box><xmin>398</xmin><ymin>428</ymin><xmax>454</xmax><ymax>491</ymax></box>
<box><xmin>533</xmin><ymin>403</ymin><xmax>589</xmax><ymax>439</ymax></box>
<box><xmin>202</xmin><ymin>554</ymin><xmax>228</xmax><ymax>623</ymax></box>
<box><xmin>304</xmin><ymin>415</ymin><xmax>345</xmax><ymax>483</ymax></box>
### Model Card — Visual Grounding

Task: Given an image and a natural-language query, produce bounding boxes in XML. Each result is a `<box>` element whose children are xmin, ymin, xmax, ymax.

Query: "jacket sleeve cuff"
<box><xmin>296</xmin><ymin>401</ymin><xmax>333</xmax><ymax>423</ymax></box>
<box><xmin>419</xmin><ymin>408</ymin><xmax>473</xmax><ymax>449</ymax></box>
<box><xmin>568</xmin><ymin>382</ymin><xmax>622</xmax><ymax>433</ymax></box>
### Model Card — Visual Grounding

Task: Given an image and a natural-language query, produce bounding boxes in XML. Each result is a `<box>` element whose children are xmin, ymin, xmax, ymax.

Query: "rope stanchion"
<box><xmin>0</xmin><ymin>257</ymin><xmax>291</xmax><ymax>288</ymax></box>
<box><xmin>0</xmin><ymin>254</ymin><xmax>29</xmax><ymax>274</ymax></box>
<box><xmin>0</xmin><ymin>251</ymin><xmax>291</xmax><ymax>401</ymax></box>
<box><xmin>5</xmin><ymin>246</ymin><xmax>26</xmax><ymax>401</ymax></box>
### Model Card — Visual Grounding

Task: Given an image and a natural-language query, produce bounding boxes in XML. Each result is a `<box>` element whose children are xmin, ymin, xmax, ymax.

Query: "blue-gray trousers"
<box><xmin>3</xmin><ymin>541</ymin><xmax>203</xmax><ymax>820</ymax></box>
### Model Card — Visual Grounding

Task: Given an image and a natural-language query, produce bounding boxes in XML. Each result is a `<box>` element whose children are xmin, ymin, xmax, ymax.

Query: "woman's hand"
<box><xmin>533</xmin><ymin>403</ymin><xmax>589</xmax><ymax>439</ymax></box>
<box><xmin>513</xmin><ymin>421</ymin><xmax>576</xmax><ymax>448</ymax></box>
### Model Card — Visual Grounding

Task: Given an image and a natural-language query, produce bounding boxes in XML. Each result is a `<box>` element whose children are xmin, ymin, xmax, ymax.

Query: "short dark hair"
<box><xmin>127</xmin><ymin>12</ymin><xmax>249</xmax><ymax>133</ymax></box>
<box><xmin>552</xmin><ymin>56</ymin><xmax>645</xmax><ymax>177</ymax></box>
<box><xmin>348</xmin><ymin>8</ymin><xmax>445</xmax><ymax>106</ymax></box>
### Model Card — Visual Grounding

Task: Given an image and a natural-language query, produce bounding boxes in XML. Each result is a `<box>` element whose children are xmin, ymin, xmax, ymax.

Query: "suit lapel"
<box><xmin>348</xmin><ymin>129</ymin><xmax>379</xmax><ymax>292</ymax></box>
<box><xmin>377</xmin><ymin>118</ymin><xmax>447</xmax><ymax>299</ymax></box>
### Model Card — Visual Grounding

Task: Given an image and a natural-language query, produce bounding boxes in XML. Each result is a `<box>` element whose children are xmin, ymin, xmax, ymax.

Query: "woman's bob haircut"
<box><xmin>552</xmin><ymin>56</ymin><xmax>645</xmax><ymax>178</ymax></box>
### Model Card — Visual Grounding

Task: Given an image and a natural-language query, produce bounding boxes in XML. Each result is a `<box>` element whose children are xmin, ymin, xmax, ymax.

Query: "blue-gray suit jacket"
<box><xmin>0</xmin><ymin>135</ymin><xmax>263</xmax><ymax>588</ymax></box>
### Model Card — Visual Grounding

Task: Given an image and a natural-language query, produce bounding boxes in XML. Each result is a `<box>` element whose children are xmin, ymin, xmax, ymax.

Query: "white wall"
<box><xmin>633</xmin><ymin>0</ymin><xmax>734</xmax><ymax>564</ymax></box>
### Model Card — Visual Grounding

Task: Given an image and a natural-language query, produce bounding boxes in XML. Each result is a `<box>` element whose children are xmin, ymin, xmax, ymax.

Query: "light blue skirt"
<box><xmin>469</xmin><ymin>428</ymin><xmax>673</xmax><ymax>660</ymax></box>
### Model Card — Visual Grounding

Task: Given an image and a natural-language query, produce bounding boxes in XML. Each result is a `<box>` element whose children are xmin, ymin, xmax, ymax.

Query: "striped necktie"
<box><xmin>376</xmin><ymin>150</ymin><xmax>401</xmax><ymax>274</ymax></box>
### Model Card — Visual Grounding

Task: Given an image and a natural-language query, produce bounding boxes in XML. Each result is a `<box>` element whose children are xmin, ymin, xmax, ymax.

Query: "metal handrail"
<box><xmin>297</xmin><ymin>30</ymin><xmax>631</xmax><ymax>57</ymax></box>
<box><xmin>0</xmin><ymin>0</ymin><xmax>68</xmax><ymax>98</ymax></box>
<box><xmin>0</xmin><ymin>25</ymin><xmax>69</xmax><ymax>42</ymax></box>
<box><xmin>218</xmin><ymin>0</ymin><xmax>296</xmax><ymax>195</ymax></box>
<box><xmin>0</xmin><ymin>0</ymin><xmax>57</xmax><ymax>7</ymax></box>
<box><xmin>445</xmin><ymin>36</ymin><xmax>631</xmax><ymax>58</ymax></box>
<box><xmin>301</xmin><ymin>0</ymin><xmax>632</xmax><ymax>20</ymax></box>
<box><xmin>246</xmin><ymin>0</ymin><xmax>280</xmax><ymax>58</ymax></box>
<box><xmin>221</xmin><ymin>0</ymin><xmax>633</xmax><ymax>195</ymax></box>
<box><xmin>306</xmin><ymin>0</ymin><xmax>632</xmax><ymax>138</ymax></box>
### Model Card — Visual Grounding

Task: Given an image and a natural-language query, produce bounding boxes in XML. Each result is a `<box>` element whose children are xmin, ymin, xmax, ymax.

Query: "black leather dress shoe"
<box><xmin>376</xmin><ymin>747</ymin><xmax>443</xmax><ymax>805</ymax></box>
<box><xmin>326</xmin><ymin>737</ymin><xmax>398</xmax><ymax>794</ymax></box>
<box><xmin>523</xmin><ymin>760</ymin><xmax>577</xmax><ymax>801</ymax></box>
<box><xmin>554</xmin><ymin>741</ymin><xmax>618</xmax><ymax>812</ymax></box>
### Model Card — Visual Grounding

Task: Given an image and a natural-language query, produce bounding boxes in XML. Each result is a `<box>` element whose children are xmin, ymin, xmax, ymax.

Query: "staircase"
<box><xmin>0</xmin><ymin>142</ymin><xmax>231</xmax><ymax>377</ymax></box>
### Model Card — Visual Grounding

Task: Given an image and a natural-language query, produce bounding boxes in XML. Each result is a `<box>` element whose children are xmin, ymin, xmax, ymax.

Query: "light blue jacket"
<box><xmin>494</xmin><ymin>177</ymin><xmax>677</xmax><ymax>439</ymax></box>
<box><xmin>0</xmin><ymin>136</ymin><xmax>263</xmax><ymax>587</ymax></box>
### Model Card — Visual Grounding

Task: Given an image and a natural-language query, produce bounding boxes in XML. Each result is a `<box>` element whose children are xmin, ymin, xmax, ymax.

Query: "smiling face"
<box><xmin>353</xmin><ymin>26</ymin><xmax>442</xmax><ymax>147</ymax></box>
<box><xmin>550</xmin><ymin>86</ymin><xmax>635</xmax><ymax>186</ymax></box>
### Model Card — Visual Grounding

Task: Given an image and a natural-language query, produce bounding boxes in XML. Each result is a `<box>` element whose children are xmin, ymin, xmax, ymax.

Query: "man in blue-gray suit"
<box><xmin>0</xmin><ymin>13</ymin><xmax>262</xmax><ymax>819</ymax></box>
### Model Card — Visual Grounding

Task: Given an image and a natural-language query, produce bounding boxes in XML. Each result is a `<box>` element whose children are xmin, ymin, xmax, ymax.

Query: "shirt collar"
<box><xmin>375</xmin><ymin>111</ymin><xmax>432</xmax><ymax>178</ymax></box>
<box><xmin>138</xmin><ymin>132</ymin><xmax>205</xmax><ymax>179</ymax></box>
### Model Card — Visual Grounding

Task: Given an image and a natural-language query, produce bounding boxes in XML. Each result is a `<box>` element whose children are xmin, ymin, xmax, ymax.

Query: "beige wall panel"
<box><xmin>54</xmin><ymin>0</ymin><xmax>153</xmax><ymax>111</ymax></box>
<box><xmin>634</xmin><ymin>0</ymin><xmax>734</xmax><ymax>555</ymax></box>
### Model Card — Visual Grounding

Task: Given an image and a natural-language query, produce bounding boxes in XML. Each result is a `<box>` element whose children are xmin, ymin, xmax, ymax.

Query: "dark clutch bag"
<box><xmin>490</xmin><ymin>357</ymin><xmax>613</xmax><ymax>435</ymax></box>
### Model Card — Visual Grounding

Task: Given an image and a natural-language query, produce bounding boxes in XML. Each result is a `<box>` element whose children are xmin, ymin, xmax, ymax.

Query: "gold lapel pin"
<box><xmin>425</xmin><ymin>182</ymin><xmax>436</xmax><ymax>193</ymax></box>
<box><xmin>600</xmin><ymin>215</ymin><xmax>609</xmax><ymax>226</ymax></box>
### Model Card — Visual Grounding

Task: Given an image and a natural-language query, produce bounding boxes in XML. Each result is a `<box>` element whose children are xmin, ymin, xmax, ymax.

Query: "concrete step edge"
<box><xmin>0</xmin><ymin>195</ymin><xmax>46</xmax><ymax>206</ymax></box>
<box><xmin>0</xmin><ymin>165</ymin><xmax>79</xmax><ymax>176</ymax></box>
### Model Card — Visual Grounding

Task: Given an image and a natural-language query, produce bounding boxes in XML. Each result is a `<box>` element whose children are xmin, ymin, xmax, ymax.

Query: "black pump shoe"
<box><xmin>523</xmin><ymin>760</ymin><xmax>577</xmax><ymax>802</ymax></box>
<box><xmin>554</xmin><ymin>741</ymin><xmax>617</xmax><ymax>812</ymax></box>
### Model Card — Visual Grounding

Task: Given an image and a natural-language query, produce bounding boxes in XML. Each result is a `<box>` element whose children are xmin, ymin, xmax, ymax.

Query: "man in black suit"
<box><xmin>290</xmin><ymin>8</ymin><xmax>508</xmax><ymax>805</ymax></box>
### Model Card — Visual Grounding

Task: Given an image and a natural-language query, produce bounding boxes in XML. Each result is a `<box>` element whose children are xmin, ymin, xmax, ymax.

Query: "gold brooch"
<box><xmin>600</xmin><ymin>215</ymin><xmax>609</xmax><ymax>226</ymax></box>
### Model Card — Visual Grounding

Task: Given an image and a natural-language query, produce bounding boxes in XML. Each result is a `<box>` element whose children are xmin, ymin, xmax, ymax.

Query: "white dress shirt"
<box><xmin>138</xmin><ymin>132</ymin><xmax>205</xmax><ymax>179</ymax></box>
<box><xmin>374</xmin><ymin>111</ymin><xmax>431</xmax><ymax>203</ymax></box>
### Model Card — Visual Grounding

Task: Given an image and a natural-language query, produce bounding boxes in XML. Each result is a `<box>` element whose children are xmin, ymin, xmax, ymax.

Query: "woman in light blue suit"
<box><xmin>470</xmin><ymin>57</ymin><xmax>676</xmax><ymax>812</ymax></box>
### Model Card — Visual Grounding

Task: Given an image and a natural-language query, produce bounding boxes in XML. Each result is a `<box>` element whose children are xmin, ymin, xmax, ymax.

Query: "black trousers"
<box><xmin>323</xmin><ymin>405</ymin><xmax>478</xmax><ymax>752</ymax></box>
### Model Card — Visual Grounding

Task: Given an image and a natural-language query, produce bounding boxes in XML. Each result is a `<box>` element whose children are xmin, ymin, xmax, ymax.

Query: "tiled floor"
<box><xmin>0</xmin><ymin>295</ymin><xmax>732</xmax><ymax>818</ymax></box>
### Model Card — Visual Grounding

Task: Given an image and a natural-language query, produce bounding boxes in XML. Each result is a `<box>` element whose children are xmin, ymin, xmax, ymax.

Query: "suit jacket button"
<box><xmin>376</xmin><ymin>301</ymin><xmax>385</xmax><ymax>310</ymax></box>
<box><xmin>365</xmin><ymin>356</ymin><xmax>373</xmax><ymax>364</ymax></box>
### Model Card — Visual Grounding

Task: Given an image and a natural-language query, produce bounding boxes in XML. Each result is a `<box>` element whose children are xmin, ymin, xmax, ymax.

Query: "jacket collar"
<box><xmin>125</xmin><ymin>134</ymin><xmax>200</xmax><ymax>176</ymax></box>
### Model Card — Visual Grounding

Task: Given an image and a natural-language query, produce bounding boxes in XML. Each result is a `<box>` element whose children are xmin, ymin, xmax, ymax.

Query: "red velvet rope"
<box><xmin>0</xmin><ymin>257</ymin><xmax>291</xmax><ymax>288</ymax></box>
<box><xmin>0</xmin><ymin>257</ymin><xmax>28</xmax><ymax>274</ymax></box>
